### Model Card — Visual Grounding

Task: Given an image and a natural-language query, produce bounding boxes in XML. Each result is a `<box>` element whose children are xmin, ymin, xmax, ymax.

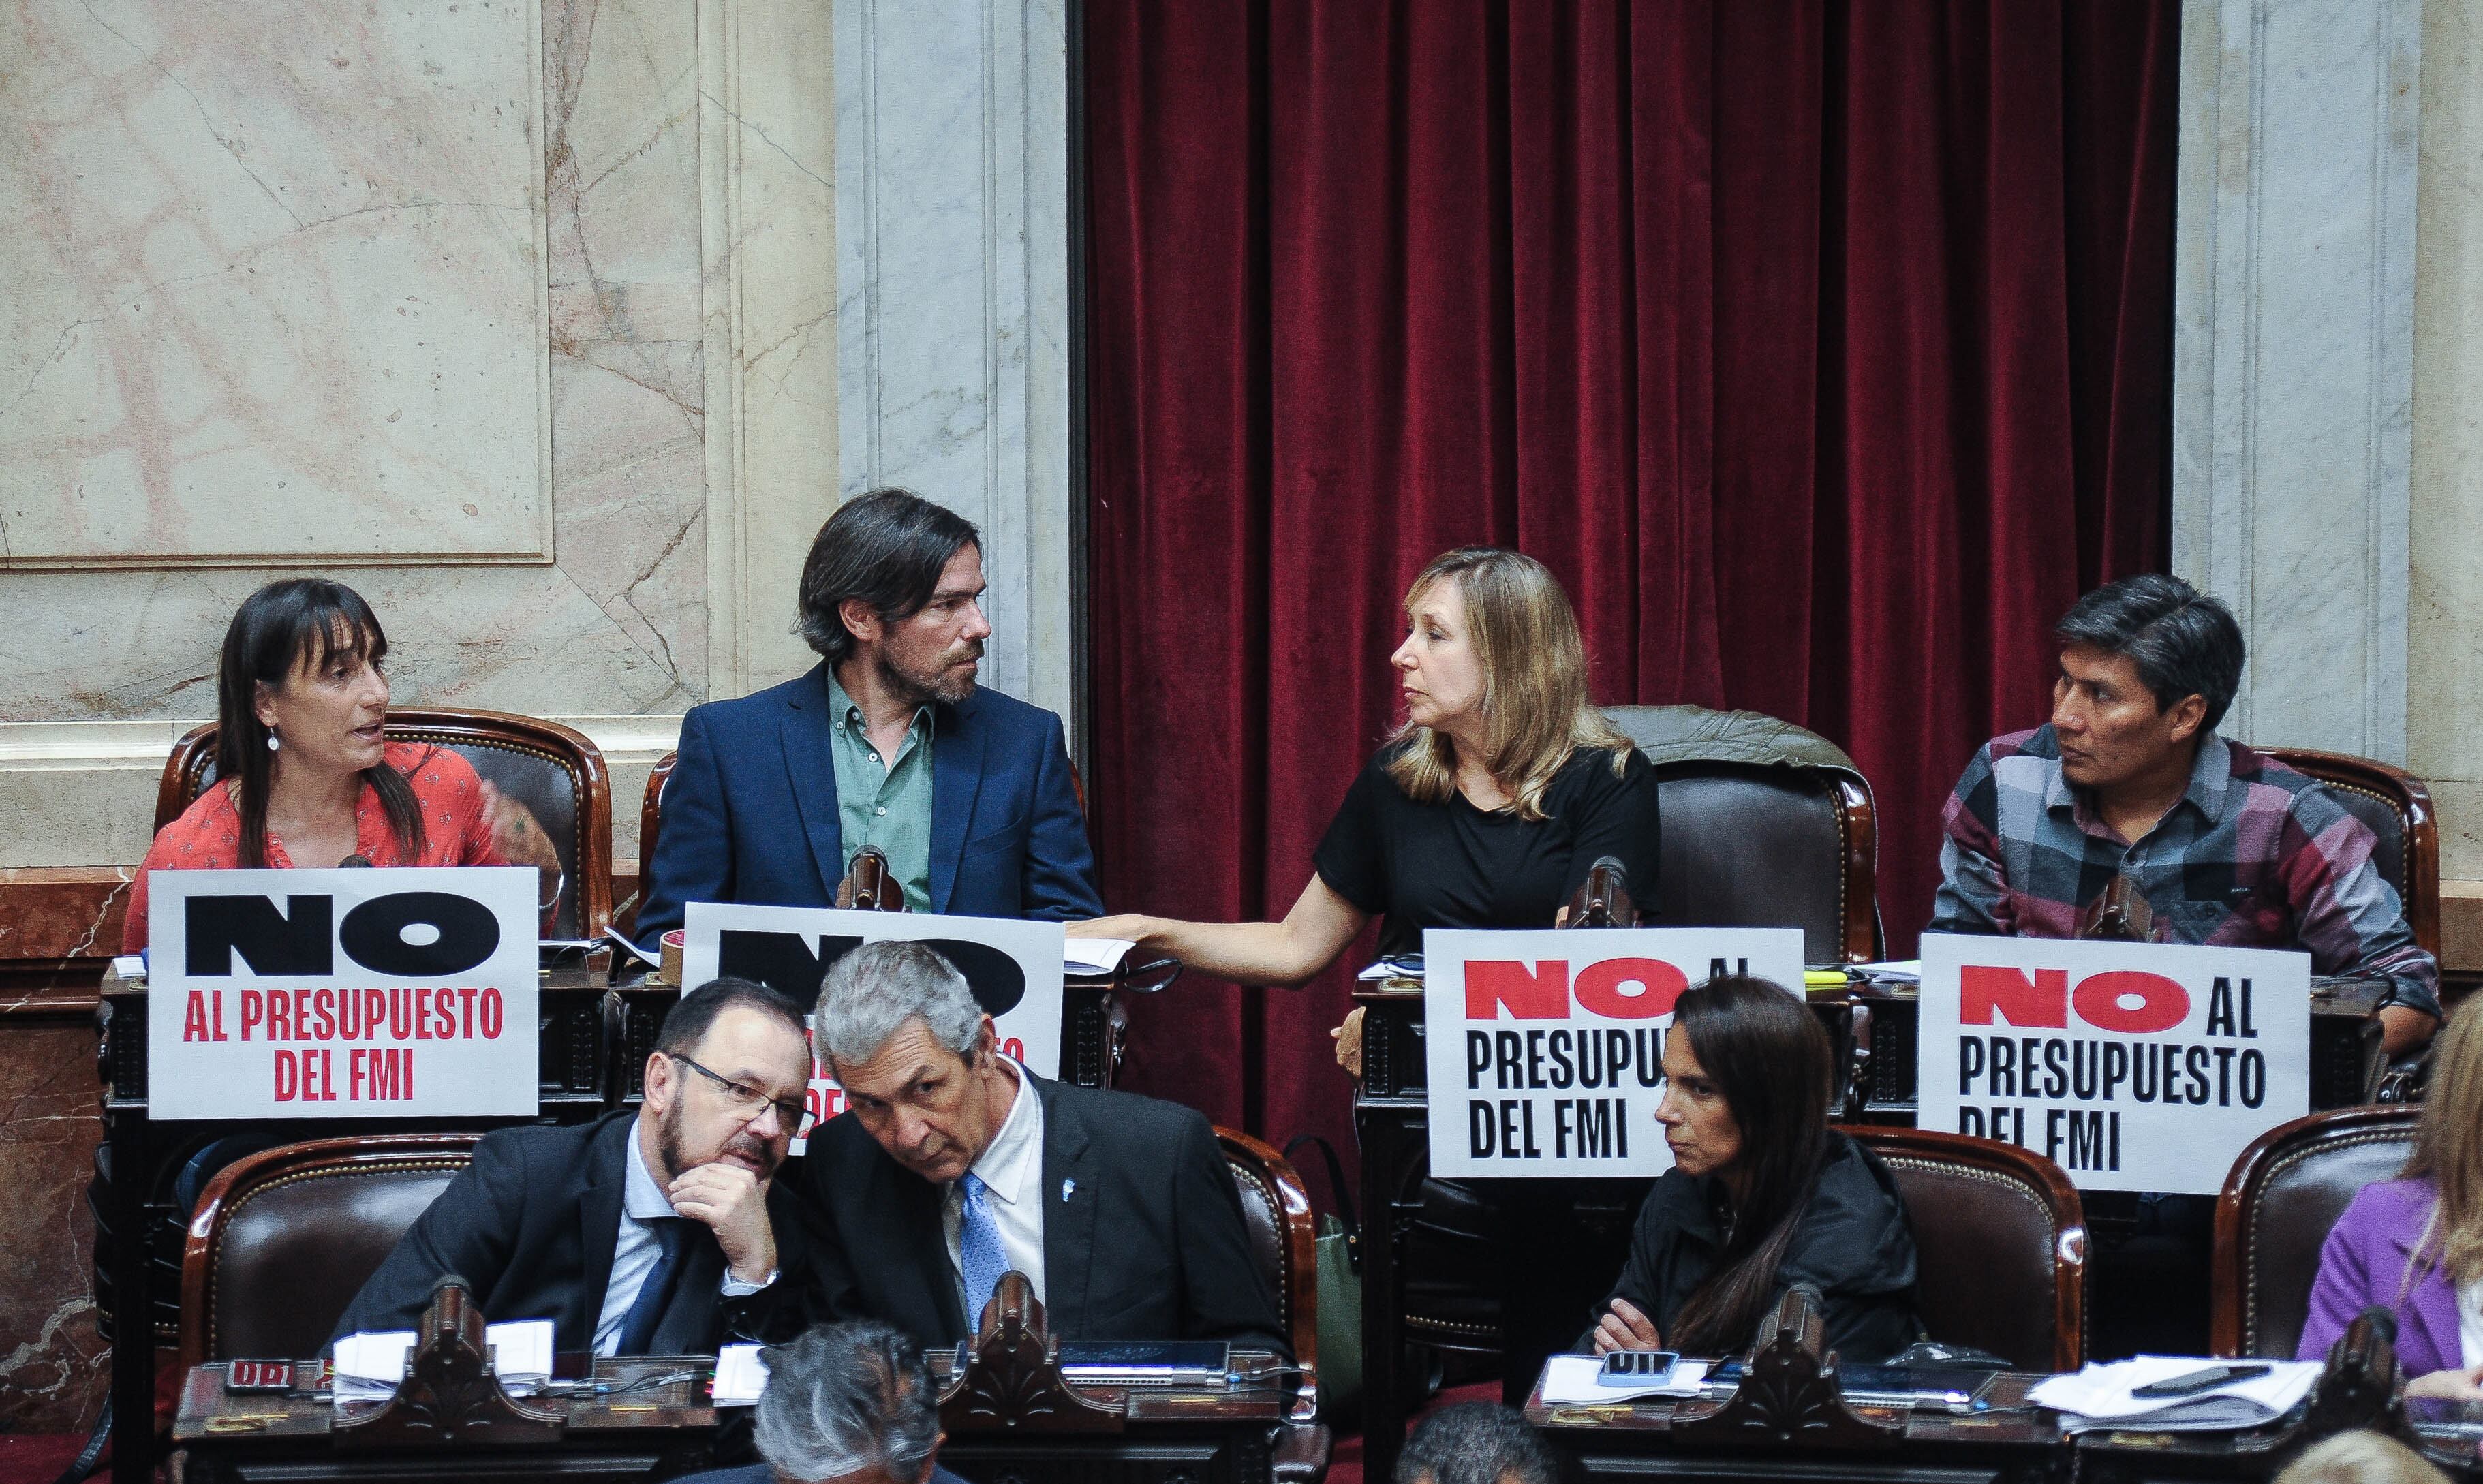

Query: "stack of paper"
<box><xmin>713</xmin><ymin>1344</ymin><xmax>771</xmax><ymax>1406</ymax></box>
<box><xmin>1537</xmin><ymin>1355</ymin><xmax>1710</xmax><ymax>1404</ymax></box>
<box><xmin>333</xmin><ymin>1319</ymin><xmax>555</xmax><ymax>1401</ymax></box>
<box><xmin>2027</xmin><ymin>1356</ymin><xmax>2320</xmax><ymax>1433</ymax></box>
<box><xmin>1064</xmin><ymin>939</ymin><xmax>1135</xmax><ymax>977</ymax></box>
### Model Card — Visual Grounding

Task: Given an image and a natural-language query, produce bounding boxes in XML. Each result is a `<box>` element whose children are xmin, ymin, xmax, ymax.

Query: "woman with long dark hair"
<box><xmin>123</xmin><ymin>578</ymin><xmax>562</xmax><ymax>952</ymax></box>
<box><xmin>1588</xmin><ymin>976</ymin><xmax>1922</xmax><ymax>1361</ymax></box>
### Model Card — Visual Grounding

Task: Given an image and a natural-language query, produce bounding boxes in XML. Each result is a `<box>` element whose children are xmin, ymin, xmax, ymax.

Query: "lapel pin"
<box><xmin>1061</xmin><ymin>1177</ymin><xmax>1077</xmax><ymax>1202</ymax></box>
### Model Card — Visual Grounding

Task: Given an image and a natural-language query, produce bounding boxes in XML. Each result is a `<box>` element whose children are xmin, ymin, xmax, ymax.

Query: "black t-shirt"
<box><xmin>1312</xmin><ymin>743</ymin><xmax>1661</xmax><ymax>958</ymax></box>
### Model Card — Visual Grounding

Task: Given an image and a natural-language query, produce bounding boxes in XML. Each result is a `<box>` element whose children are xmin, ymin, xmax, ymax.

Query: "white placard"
<box><xmin>681</xmin><ymin>903</ymin><xmax>1065</xmax><ymax>1149</ymax></box>
<box><xmin>1916</xmin><ymin>933</ymin><xmax>2312</xmax><ymax>1194</ymax></box>
<box><xmin>1423</xmin><ymin>927</ymin><xmax>1806</xmax><ymax>1179</ymax></box>
<box><xmin>146</xmin><ymin>867</ymin><xmax>540</xmax><ymax>1119</ymax></box>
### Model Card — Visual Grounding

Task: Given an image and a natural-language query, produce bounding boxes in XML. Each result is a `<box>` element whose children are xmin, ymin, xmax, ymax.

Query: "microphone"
<box><xmin>340</xmin><ymin>854</ymin><xmax>373</xmax><ymax>868</ymax></box>
<box><xmin>1566</xmin><ymin>856</ymin><xmax>1636</xmax><ymax>928</ymax></box>
<box><xmin>2356</xmin><ymin>1304</ymin><xmax>2399</xmax><ymax>1345</ymax></box>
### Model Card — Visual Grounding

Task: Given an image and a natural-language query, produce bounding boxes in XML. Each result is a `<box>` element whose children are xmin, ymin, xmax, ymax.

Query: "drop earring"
<box><xmin>266</xmin><ymin>733</ymin><xmax>280</xmax><ymax>752</ymax></box>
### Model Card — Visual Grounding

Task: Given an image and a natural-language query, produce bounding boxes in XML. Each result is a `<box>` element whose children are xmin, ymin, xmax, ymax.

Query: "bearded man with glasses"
<box><xmin>333</xmin><ymin>978</ymin><xmax>814</xmax><ymax>1355</ymax></box>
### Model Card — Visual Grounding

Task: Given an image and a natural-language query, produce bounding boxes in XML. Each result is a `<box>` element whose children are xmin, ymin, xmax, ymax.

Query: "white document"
<box><xmin>2026</xmin><ymin>1355</ymin><xmax>2320</xmax><ymax>1432</ymax></box>
<box><xmin>1916</xmin><ymin>935</ymin><xmax>2311</xmax><ymax>1195</ymax></box>
<box><xmin>146</xmin><ymin>867</ymin><xmax>541</xmax><ymax>1120</ymax></box>
<box><xmin>333</xmin><ymin>1318</ymin><xmax>555</xmax><ymax>1400</ymax></box>
<box><xmin>1538</xmin><ymin>1354</ymin><xmax>1710</xmax><ymax>1404</ymax></box>
<box><xmin>1064</xmin><ymin>938</ymin><xmax>1135</xmax><ymax>976</ymax></box>
<box><xmin>1423</xmin><ymin>927</ymin><xmax>1805</xmax><ymax>1179</ymax></box>
<box><xmin>712</xmin><ymin>1343</ymin><xmax>771</xmax><ymax>1406</ymax></box>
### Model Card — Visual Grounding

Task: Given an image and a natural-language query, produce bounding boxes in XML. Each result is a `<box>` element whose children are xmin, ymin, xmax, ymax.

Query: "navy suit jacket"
<box><xmin>637</xmin><ymin>666</ymin><xmax>1103</xmax><ymax>948</ymax></box>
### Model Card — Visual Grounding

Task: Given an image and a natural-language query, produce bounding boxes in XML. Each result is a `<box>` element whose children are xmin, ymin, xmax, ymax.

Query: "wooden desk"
<box><xmin>172</xmin><ymin>1350</ymin><xmax>1308</xmax><ymax>1484</ymax></box>
<box><xmin>174</xmin><ymin>1355</ymin><xmax>725</xmax><ymax>1484</ymax></box>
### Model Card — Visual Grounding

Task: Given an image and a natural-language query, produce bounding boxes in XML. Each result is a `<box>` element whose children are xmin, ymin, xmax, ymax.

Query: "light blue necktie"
<box><xmin>957</xmin><ymin>1171</ymin><xmax>1008</xmax><ymax>1334</ymax></box>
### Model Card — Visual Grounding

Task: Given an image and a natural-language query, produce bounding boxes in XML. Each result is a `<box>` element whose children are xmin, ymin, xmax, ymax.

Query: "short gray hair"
<box><xmin>816</xmin><ymin>940</ymin><xmax>983</xmax><ymax>1068</ymax></box>
<box><xmin>753</xmin><ymin>1322</ymin><xmax>938</xmax><ymax>1484</ymax></box>
<box><xmin>1395</xmin><ymin>1402</ymin><xmax>1562</xmax><ymax>1484</ymax></box>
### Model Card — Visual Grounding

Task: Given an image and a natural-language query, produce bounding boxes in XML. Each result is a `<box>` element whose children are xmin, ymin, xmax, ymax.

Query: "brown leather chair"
<box><xmin>1216</xmin><ymin>1128</ymin><xmax>1323</xmax><ymax>1416</ymax></box>
<box><xmin>178</xmin><ymin>1134</ymin><xmax>478</xmax><ymax>1372</ymax></box>
<box><xmin>156</xmin><ymin>710</ymin><xmax>613</xmax><ymax>939</ymax></box>
<box><xmin>1842</xmin><ymin>1126</ymin><xmax>2087</xmax><ymax>1370</ymax></box>
<box><xmin>2260</xmin><ymin>748</ymin><xmax>2439</xmax><ymax>961</ymax></box>
<box><xmin>1605</xmin><ymin>705</ymin><xmax>1880</xmax><ymax>964</ymax></box>
<box><xmin>2211</xmin><ymin>1106</ymin><xmax>2420</xmax><ymax>1359</ymax></box>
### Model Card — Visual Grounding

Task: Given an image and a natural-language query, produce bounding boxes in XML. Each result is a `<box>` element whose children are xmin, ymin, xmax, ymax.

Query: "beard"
<box><xmin>657</xmin><ymin>1098</ymin><xmax>780</xmax><ymax>1183</ymax></box>
<box><xmin>876</xmin><ymin>638</ymin><xmax>983</xmax><ymax>708</ymax></box>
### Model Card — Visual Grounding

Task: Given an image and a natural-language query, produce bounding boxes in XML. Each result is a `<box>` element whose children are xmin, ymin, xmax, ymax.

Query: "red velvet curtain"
<box><xmin>1083</xmin><ymin>1</ymin><xmax>2175</xmax><ymax>1164</ymax></box>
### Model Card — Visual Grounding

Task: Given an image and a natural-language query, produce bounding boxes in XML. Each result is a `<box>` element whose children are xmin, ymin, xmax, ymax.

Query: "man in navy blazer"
<box><xmin>638</xmin><ymin>490</ymin><xmax>1102</xmax><ymax>948</ymax></box>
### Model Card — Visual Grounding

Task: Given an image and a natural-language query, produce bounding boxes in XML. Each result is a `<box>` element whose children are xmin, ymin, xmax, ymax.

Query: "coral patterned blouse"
<box><xmin>124</xmin><ymin>742</ymin><xmax>509</xmax><ymax>954</ymax></box>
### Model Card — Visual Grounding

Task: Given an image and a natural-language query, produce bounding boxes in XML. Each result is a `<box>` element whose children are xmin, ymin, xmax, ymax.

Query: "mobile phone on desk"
<box><xmin>1598</xmin><ymin>1350</ymin><xmax>1680</xmax><ymax>1386</ymax></box>
<box><xmin>2131</xmin><ymin>1363</ymin><xmax>2270</xmax><ymax>1398</ymax></box>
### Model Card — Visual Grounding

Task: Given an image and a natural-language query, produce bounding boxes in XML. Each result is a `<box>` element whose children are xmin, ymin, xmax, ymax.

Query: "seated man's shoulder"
<box><xmin>684</xmin><ymin>669</ymin><xmax>823</xmax><ymax>735</ymax></box>
<box><xmin>957</xmin><ymin>684</ymin><xmax>1065</xmax><ymax>740</ymax></box>
<box><xmin>2225</xmin><ymin>739</ymin><xmax>2352</xmax><ymax>816</ymax></box>
<box><xmin>469</xmin><ymin>1116</ymin><xmax>611</xmax><ymax>1178</ymax></box>
<box><xmin>1051</xmin><ymin>1081</ymin><xmax>1212</xmax><ymax>1149</ymax></box>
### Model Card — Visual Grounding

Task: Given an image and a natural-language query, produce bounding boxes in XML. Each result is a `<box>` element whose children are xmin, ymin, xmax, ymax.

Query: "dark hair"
<box><xmin>796</xmin><ymin>489</ymin><xmax>982</xmax><ymax>664</ymax></box>
<box><xmin>1663</xmin><ymin>976</ymin><xmax>1837</xmax><ymax>1357</ymax></box>
<box><xmin>216</xmin><ymin>579</ymin><xmax>424</xmax><ymax>869</ymax></box>
<box><xmin>1395</xmin><ymin>1402</ymin><xmax>1562</xmax><ymax>1484</ymax></box>
<box><xmin>753</xmin><ymin>1320</ymin><xmax>939</xmax><ymax>1483</ymax></box>
<box><xmin>656</xmin><ymin>976</ymin><xmax>810</xmax><ymax>1059</ymax></box>
<box><xmin>2053</xmin><ymin>574</ymin><xmax>2246</xmax><ymax>730</ymax></box>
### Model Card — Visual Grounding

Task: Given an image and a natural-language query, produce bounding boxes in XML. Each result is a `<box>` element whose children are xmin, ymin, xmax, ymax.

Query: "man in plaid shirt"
<box><xmin>1932</xmin><ymin>574</ymin><xmax>2440</xmax><ymax>1055</ymax></box>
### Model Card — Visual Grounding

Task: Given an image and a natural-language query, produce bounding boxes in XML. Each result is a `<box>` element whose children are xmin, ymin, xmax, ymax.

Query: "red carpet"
<box><xmin>1327</xmin><ymin>1380</ymin><xmax>1502</xmax><ymax>1484</ymax></box>
<box><xmin>0</xmin><ymin>1432</ymin><xmax>91</xmax><ymax>1484</ymax></box>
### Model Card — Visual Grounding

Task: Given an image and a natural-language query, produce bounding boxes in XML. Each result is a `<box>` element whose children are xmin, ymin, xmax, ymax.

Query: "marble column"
<box><xmin>2172</xmin><ymin>0</ymin><xmax>2423</xmax><ymax>764</ymax></box>
<box><xmin>833</xmin><ymin>0</ymin><xmax>1076</xmax><ymax>726</ymax></box>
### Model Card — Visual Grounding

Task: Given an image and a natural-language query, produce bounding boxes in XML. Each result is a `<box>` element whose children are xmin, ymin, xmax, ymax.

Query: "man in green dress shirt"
<box><xmin>636</xmin><ymin>490</ymin><xmax>1104</xmax><ymax>944</ymax></box>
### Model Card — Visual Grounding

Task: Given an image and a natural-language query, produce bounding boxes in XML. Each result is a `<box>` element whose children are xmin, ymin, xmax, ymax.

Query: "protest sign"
<box><xmin>681</xmin><ymin>903</ymin><xmax>1065</xmax><ymax>1148</ymax></box>
<box><xmin>1916</xmin><ymin>933</ymin><xmax>2311</xmax><ymax>1194</ymax></box>
<box><xmin>146</xmin><ymin>867</ymin><xmax>540</xmax><ymax>1119</ymax></box>
<box><xmin>1423</xmin><ymin>927</ymin><xmax>1805</xmax><ymax>1179</ymax></box>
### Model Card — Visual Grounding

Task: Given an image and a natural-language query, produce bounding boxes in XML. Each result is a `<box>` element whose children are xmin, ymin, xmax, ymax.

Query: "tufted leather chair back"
<box><xmin>2213</xmin><ymin>1107</ymin><xmax>2420</xmax><ymax>1359</ymax></box>
<box><xmin>179</xmin><ymin>1136</ymin><xmax>478</xmax><ymax>1371</ymax></box>
<box><xmin>1842</xmin><ymin>1126</ymin><xmax>2087</xmax><ymax>1371</ymax></box>
<box><xmin>2259</xmin><ymin>749</ymin><xmax>2438</xmax><ymax>961</ymax></box>
<box><xmin>157</xmin><ymin>710</ymin><xmax>612</xmax><ymax>939</ymax></box>
<box><xmin>1604</xmin><ymin>706</ymin><xmax>1881</xmax><ymax>964</ymax></box>
<box><xmin>1216</xmin><ymin>1128</ymin><xmax>1319</xmax><ymax>1393</ymax></box>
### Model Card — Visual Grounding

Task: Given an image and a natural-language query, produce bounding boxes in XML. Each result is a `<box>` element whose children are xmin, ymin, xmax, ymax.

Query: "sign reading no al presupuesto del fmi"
<box><xmin>1915</xmin><ymin>933</ymin><xmax>2311</xmax><ymax>1196</ymax></box>
<box><xmin>147</xmin><ymin>867</ymin><xmax>541</xmax><ymax>1119</ymax></box>
<box><xmin>1423</xmin><ymin>927</ymin><xmax>1806</xmax><ymax>1179</ymax></box>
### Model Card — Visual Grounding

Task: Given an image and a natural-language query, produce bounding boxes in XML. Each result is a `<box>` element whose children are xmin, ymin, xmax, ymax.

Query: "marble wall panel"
<box><xmin>0</xmin><ymin>1024</ymin><xmax>105</xmax><ymax>1433</ymax></box>
<box><xmin>2410</xmin><ymin>0</ymin><xmax>2483</xmax><ymax>880</ymax></box>
<box><xmin>835</xmin><ymin>0</ymin><xmax>1075</xmax><ymax>724</ymax></box>
<box><xmin>0</xmin><ymin>0</ymin><xmax>710</xmax><ymax>733</ymax></box>
<box><xmin>2172</xmin><ymin>0</ymin><xmax>2420</xmax><ymax>765</ymax></box>
<box><xmin>1</xmin><ymin>0</ymin><xmax>552</xmax><ymax>565</ymax></box>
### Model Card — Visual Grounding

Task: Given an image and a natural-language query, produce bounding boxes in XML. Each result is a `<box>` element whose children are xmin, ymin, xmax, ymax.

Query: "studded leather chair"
<box><xmin>1216</xmin><ymin>1129</ymin><xmax>1325</xmax><ymax>1428</ymax></box>
<box><xmin>2212</xmin><ymin>1106</ymin><xmax>2420</xmax><ymax>1359</ymax></box>
<box><xmin>2259</xmin><ymin>749</ymin><xmax>2439</xmax><ymax>961</ymax></box>
<box><xmin>178</xmin><ymin>1135</ymin><xmax>479</xmax><ymax>1372</ymax></box>
<box><xmin>156</xmin><ymin>710</ymin><xmax>612</xmax><ymax>939</ymax></box>
<box><xmin>1604</xmin><ymin>705</ymin><xmax>1881</xmax><ymax>963</ymax></box>
<box><xmin>1842</xmin><ymin>1126</ymin><xmax>2088</xmax><ymax>1370</ymax></box>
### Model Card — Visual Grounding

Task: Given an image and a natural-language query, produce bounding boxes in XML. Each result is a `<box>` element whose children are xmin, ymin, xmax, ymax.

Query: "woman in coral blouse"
<box><xmin>124</xmin><ymin>578</ymin><xmax>563</xmax><ymax>954</ymax></box>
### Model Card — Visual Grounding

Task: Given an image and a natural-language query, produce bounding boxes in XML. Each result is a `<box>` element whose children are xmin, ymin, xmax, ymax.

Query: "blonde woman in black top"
<box><xmin>1072</xmin><ymin>547</ymin><xmax>1660</xmax><ymax>1033</ymax></box>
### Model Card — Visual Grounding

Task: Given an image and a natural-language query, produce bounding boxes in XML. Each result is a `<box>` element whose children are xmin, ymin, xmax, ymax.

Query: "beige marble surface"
<box><xmin>1</xmin><ymin>0</ymin><xmax>552</xmax><ymax>563</ymax></box>
<box><xmin>2412</xmin><ymin>0</ymin><xmax>2483</xmax><ymax>882</ymax></box>
<box><xmin>0</xmin><ymin>0</ymin><xmax>713</xmax><ymax>719</ymax></box>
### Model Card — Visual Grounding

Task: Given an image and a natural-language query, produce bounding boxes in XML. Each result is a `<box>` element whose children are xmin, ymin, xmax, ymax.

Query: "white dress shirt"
<box><xmin>942</xmin><ymin>1058</ymin><xmax>1049</xmax><ymax>1314</ymax></box>
<box><xmin>593</xmin><ymin>1122</ymin><xmax>772</xmax><ymax>1356</ymax></box>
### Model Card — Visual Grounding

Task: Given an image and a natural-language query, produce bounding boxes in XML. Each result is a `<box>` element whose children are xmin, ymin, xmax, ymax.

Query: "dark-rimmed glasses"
<box><xmin>666</xmin><ymin>1053</ymin><xmax>817</xmax><ymax>1138</ymax></box>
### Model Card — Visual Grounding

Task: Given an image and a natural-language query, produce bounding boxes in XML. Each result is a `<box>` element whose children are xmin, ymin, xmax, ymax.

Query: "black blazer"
<box><xmin>330</xmin><ymin>1112</ymin><xmax>799</xmax><ymax>1355</ymax></box>
<box><xmin>769</xmin><ymin>1073</ymin><xmax>1287</xmax><ymax>1355</ymax></box>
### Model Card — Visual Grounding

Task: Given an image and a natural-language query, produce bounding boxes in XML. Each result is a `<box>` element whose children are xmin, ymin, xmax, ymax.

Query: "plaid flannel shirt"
<box><xmin>1930</xmin><ymin>726</ymin><xmax>2440</xmax><ymax>1021</ymax></box>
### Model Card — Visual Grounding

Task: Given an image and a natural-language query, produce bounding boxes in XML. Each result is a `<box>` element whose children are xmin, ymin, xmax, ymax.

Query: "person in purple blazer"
<box><xmin>2298</xmin><ymin>998</ymin><xmax>2483</xmax><ymax>1398</ymax></box>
